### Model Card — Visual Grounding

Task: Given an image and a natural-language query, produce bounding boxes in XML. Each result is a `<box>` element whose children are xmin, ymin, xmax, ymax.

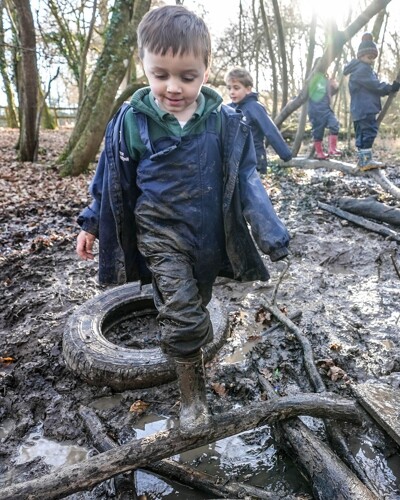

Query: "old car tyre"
<box><xmin>62</xmin><ymin>282</ymin><xmax>229</xmax><ymax>391</ymax></box>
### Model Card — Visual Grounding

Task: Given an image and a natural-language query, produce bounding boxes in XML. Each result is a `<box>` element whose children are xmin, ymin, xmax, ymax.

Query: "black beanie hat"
<box><xmin>357</xmin><ymin>32</ymin><xmax>378</xmax><ymax>59</ymax></box>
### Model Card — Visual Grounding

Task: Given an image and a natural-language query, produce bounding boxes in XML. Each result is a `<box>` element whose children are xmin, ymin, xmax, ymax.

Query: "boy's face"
<box><xmin>141</xmin><ymin>48</ymin><xmax>209</xmax><ymax>121</ymax></box>
<box><xmin>359</xmin><ymin>53</ymin><xmax>377</xmax><ymax>65</ymax></box>
<box><xmin>226</xmin><ymin>79</ymin><xmax>252</xmax><ymax>104</ymax></box>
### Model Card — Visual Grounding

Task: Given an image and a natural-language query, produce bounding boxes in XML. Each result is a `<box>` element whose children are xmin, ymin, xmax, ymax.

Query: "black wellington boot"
<box><xmin>174</xmin><ymin>350</ymin><xmax>211</xmax><ymax>437</ymax></box>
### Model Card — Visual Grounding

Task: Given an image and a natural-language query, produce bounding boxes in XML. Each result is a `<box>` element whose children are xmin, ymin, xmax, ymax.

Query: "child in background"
<box><xmin>343</xmin><ymin>32</ymin><xmax>399</xmax><ymax>171</ymax></box>
<box><xmin>76</xmin><ymin>6</ymin><xmax>290</xmax><ymax>436</ymax></box>
<box><xmin>225</xmin><ymin>68</ymin><xmax>292</xmax><ymax>174</ymax></box>
<box><xmin>308</xmin><ymin>59</ymin><xmax>341</xmax><ymax>159</ymax></box>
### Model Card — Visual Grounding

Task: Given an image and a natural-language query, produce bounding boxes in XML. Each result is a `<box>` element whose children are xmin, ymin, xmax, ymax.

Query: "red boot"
<box><xmin>328</xmin><ymin>134</ymin><xmax>342</xmax><ymax>157</ymax></box>
<box><xmin>313</xmin><ymin>140</ymin><xmax>328</xmax><ymax>160</ymax></box>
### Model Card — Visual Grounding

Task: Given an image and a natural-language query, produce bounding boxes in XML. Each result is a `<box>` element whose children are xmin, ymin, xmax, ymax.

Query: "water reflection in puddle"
<box><xmin>15</xmin><ymin>425</ymin><xmax>89</xmax><ymax>468</ymax></box>
<box><xmin>132</xmin><ymin>413</ymin><xmax>309</xmax><ymax>498</ymax></box>
<box><xmin>0</xmin><ymin>418</ymin><xmax>15</xmax><ymax>440</ymax></box>
<box><xmin>89</xmin><ymin>393</ymin><xmax>123</xmax><ymax>410</ymax></box>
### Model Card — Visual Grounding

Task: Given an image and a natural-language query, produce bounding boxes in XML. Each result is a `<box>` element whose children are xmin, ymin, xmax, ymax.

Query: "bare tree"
<box><xmin>58</xmin><ymin>0</ymin><xmax>151</xmax><ymax>176</ymax></box>
<box><xmin>10</xmin><ymin>0</ymin><xmax>39</xmax><ymax>160</ymax></box>
<box><xmin>274</xmin><ymin>0</ymin><xmax>393</xmax><ymax>128</ymax></box>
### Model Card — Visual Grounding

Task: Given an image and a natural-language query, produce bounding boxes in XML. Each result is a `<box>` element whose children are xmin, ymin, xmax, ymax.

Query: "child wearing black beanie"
<box><xmin>343</xmin><ymin>33</ymin><xmax>399</xmax><ymax>171</ymax></box>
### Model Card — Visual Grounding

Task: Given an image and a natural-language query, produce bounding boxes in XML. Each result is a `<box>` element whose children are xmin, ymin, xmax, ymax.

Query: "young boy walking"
<box><xmin>76</xmin><ymin>5</ymin><xmax>289</xmax><ymax>436</ymax></box>
<box><xmin>343</xmin><ymin>32</ymin><xmax>399</xmax><ymax>171</ymax></box>
<box><xmin>225</xmin><ymin>68</ymin><xmax>292</xmax><ymax>174</ymax></box>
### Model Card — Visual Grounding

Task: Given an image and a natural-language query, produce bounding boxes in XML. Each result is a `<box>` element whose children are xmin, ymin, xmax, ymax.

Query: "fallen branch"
<box><xmin>367</xmin><ymin>169</ymin><xmax>400</xmax><ymax>200</ymax></box>
<box><xmin>0</xmin><ymin>394</ymin><xmax>361</xmax><ymax>500</ymax></box>
<box><xmin>390</xmin><ymin>250</ymin><xmax>400</xmax><ymax>280</ymax></box>
<box><xmin>277</xmin><ymin>158</ymin><xmax>400</xmax><ymax>201</ymax></box>
<box><xmin>259</xmin><ymin>295</ymin><xmax>381</xmax><ymax>496</ymax></box>
<box><xmin>280</xmin><ymin>157</ymin><xmax>358</xmax><ymax>175</ymax></box>
<box><xmin>147</xmin><ymin>459</ymin><xmax>286</xmax><ymax>499</ymax></box>
<box><xmin>256</xmin><ymin>372</ymin><xmax>378</xmax><ymax>500</ymax></box>
<box><xmin>317</xmin><ymin>202</ymin><xmax>400</xmax><ymax>242</ymax></box>
<box><xmin>79</xmin><ymin>405</ymin><xmax>285</xmax><ymax>499</ymax></box>
<box><xmin>78</xmin><ymin>406</ymin><xmax>137</xmax><ymax>499</ymax></box>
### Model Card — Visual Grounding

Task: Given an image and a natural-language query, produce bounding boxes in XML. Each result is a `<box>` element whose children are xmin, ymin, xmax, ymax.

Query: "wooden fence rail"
<box><xmin>0</xmin><ymin>106</ymin><xmax>78</xmax><ymax>127</ymax></box>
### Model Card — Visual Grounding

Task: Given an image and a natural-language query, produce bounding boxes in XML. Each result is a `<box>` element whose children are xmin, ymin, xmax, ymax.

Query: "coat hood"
<box><xmin>343</xmin><ymin>59</ymin><xmax>362</xmax><ymax>76</ymax></box>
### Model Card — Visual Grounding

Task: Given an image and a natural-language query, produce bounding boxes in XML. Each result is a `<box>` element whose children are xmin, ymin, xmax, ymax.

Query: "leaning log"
<box><xmin>0</xmin><ymin>394</ymin><xmax>361</xmax><ymax>500</ymax></box>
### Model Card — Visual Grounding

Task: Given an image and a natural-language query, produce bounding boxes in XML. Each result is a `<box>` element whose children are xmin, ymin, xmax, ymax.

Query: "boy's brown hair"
<box><xmin>137</xmin><ymin>5</ymin><xmax>212</xmax><ymax>69</ymax></box>
<box><xmin>225</xmin><ymin>68</ymin><xmax>253</xmax><ymax>88</ymax></box>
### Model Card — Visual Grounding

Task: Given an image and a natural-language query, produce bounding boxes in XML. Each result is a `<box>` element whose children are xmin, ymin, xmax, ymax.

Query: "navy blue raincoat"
<box><xmin>343</xmin><ymin>59</ymin><xmax>393</xmax><ymax>121</ymax></box>
<box><xmin>228</xmin><ymin>92</ymin><xmax>292</xmax><ymax>165</ymax></box>
<box><xmin>78</xmin><ymin>93</ymin><xmax>289</xmax><ymax>285</ymax></box>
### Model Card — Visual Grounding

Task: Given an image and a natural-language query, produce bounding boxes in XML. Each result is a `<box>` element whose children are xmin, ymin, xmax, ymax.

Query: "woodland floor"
<box><xmin>1</xmin><ymin>128</ymin><xmax>400</xmax><ymax>499</ymax></box>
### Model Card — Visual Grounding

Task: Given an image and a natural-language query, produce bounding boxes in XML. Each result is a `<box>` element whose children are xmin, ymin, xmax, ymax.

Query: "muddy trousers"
<box><xmin>354</xmin><ymin>115</ymin><xmax>378</xmax><ymax>149</ymax></box>
<box><xmin>145</xmin><ymin>253</ymin><xmax>215</xmax><ymax>358</ymax></box>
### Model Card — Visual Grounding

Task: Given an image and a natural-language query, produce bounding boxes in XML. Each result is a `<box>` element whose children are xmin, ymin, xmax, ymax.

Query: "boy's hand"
<box><xmin>76</xmin><ymin>230</ymin><xmax>96</xmax><ymax>260</ymax></box>
<box><xmin>391</xmin><ymin>80</ymin><xmax>400</xmax><ymax>93</ymax></box>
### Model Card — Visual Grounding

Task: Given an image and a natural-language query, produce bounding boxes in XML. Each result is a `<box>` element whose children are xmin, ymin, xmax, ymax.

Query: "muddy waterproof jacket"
<box><xmin>228</xmin><ymin>92</ymin><xmax>292</xmax><ymax>162</ymax></box>
<box><xmin>343</xmin><ymin>59</ymin><xmax>392</xmax><ymax>121</ymax></box>
<box><xmin>78</xmin><ymin>87</ymin><xmax>289</xmax><ymax>285</ymax></box>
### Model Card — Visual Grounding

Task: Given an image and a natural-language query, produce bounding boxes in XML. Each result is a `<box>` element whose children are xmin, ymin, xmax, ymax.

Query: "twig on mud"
<box><xmin>390</xmin><ymin>250</ymin><xmax>400</xmax><ymax>280</ymax></box>
<box><xmin>271</xmin><ymin>257</ymin><xmax>291</xmax><ymax>306</ymax></box>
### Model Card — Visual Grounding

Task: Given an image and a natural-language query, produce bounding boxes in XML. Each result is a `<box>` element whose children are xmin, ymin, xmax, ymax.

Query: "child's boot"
<box><xmin>328</xmin><ymin>134</ymin><xmax>342</xmax><ymax>157</ymax></box>
<box><xmin>174</xmin><ymin>350</ymin><xmax>211</xmax><ymax>437</ymax></box>
<box><xmin>357</xmin><ymin>148</ymin><xmax>383</xmax><ymax>171</ymax></box>
<box><xmin>313</xmin><ymin>140</ymin><xmax>329</xmax><ymax>160</ymax></box>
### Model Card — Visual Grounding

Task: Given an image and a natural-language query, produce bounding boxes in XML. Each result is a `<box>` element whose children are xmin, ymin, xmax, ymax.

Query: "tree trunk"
<box><xmin>12</xmin><ymin>0</ymin><xmax>39</xmax><ymax>160</ymax></box>
<box><xmin>58</xmin><ymin>0</ymin><xmax>151</xmax><ymax>176</ymax></box>
<box><xmin>271</xmin><ymin>0</ymin><xmax>288</xmax><ymax>109</ymax></box>
<box><xmin>259</xmin><ymin>1</ymin><xmax>278</xmax><ymax>118</ymax></box>
<box><xmin>292</xmin><ymin>11</ymin><xmax>317</xmax><ymax>157</ymax></box>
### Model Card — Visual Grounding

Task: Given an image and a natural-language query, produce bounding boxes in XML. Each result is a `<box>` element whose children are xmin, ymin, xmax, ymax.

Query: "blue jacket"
<box><xmin>343</xmin><ymin>59</ymin><xmax>392</xmax><ymax>121</ymax></box>
<box><xmin>78</xmin><ymin>98</ymin><xmax>289</xmax><ymax>285</ymax></box>
<box><xmin>228</xmin><ymin>92</ymin><xmax>292</xmax><ymax>162</ymax></box>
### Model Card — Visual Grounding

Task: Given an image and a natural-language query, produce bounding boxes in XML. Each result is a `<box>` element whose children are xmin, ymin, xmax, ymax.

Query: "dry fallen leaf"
<box><xmin>129</xmin><ymin>400</ymin><xmax>150</xmax><ymax>415</ymax></box>
<box><xmin>211</xmin><ymin>382</ymin><xmax>227</xmax><ymax>397</ymax></box>
<box><xmin>0</xmin><ymin>357</ymin><xmax>15</xmax><ymax>365</ymax></box>
<box><xmin>327</xmin><ymin>366</ymin><xmax>347</xmax><ymax>382</ymax></box>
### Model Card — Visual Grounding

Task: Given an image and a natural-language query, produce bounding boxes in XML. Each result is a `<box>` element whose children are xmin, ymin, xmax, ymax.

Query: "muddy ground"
<box><xmin>1</xmin><ymin>128</ymin><xmax>400</xmax><ymax>499</ymax></box>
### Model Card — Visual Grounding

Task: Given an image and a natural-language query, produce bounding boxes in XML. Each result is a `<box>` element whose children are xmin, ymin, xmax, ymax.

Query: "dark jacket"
<box><xmin>228</xmin><ymin>92</ymin><xmax>292</xmax><ymax>162</ymax></box>
<box><xmin>343</xmin><ymin>59</ymin><xmax>393</xmax><ymax>121</ymax></box>
<box><xmin>78</xmin><ymin>96</ymin><xmax>289</xmax><ymax>285</ymax></box>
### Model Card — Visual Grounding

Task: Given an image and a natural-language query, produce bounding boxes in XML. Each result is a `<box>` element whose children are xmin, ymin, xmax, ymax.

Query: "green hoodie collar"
<box><xmin>130</xmin><ymin>86</ymin><xmax>223</xmax><ymax>124</ymax></box>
